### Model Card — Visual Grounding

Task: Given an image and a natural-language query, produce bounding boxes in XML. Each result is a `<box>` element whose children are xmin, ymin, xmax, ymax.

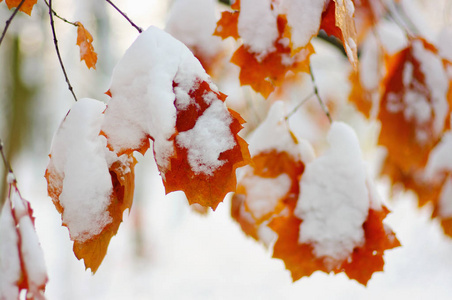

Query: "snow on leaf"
<box><xmin>75</xmin><ymin>22</ymin><xmax>98</xmax><ymax>70</ymax></box>
<box><xmin>214</xmin><ymin>10</ymin><xmax>240</xmax><ymax>40</ymax></box>
<box><xmin>0</xmin><ymin>187</ymin><xmax>48</xmax><ymax>299</ymax></box>
<box><xmin>378</xmin><ymin>38</ymin><xmax>451</xmax><ymax>176</ymax></box>
<box><xmin>231</xmin><ymin>102</ymin><xmax>307</xmax><ymax>241</ymax></box>
<box><xmin>269</xmin><ymin>122</ymin><xmax>399</xmax><ymax>285</ymax></box>
<box><xmin>46</xmin><ymin>98</ymin><xmax>136</xmax><ymax>272</ymax></box>
<box><xmin>101</xmin><ymin>26</ymin><xmax>249</xmax><ymax>210</ymax></box>
<box><xmin>4</xmin><ymin>0</ymin><xmax>37</xmax><ymax>15</ymax></box>
<box><xmin>215</xmin><ymin>2</ymin><xmax>315</xmax><ymax>98</ymax></box>
<box><xmin>165</xmin><ymin>0</ymin><xmax>223</xmax><ymax>74</ymax></box>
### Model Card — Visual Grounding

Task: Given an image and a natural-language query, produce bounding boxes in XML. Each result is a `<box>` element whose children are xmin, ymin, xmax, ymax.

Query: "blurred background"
<box><xmin>1</xmin><ymin>0</ymin><xmax>452</xmax><ymax>299</ymax></box>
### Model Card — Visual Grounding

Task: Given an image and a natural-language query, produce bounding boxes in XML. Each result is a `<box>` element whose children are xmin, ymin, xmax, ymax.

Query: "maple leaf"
<box><xmin>214</xmin><ymin>3</ymin><xmax>314</xmax><ymax>98</ymax></box>
<box><xmin>0</xmin><ymin>186</ymin><xmax>48</xmax><ymax>299</ymax></box>
<box><xmin>3</xmin><ymin>0</ymin><xmax>37</xmax><ymax>15</ymax></box>
<box><xmin>269</xmin><ymin>122</ymin><xmax>399</xmax><ymax>285</ymax></box>
<box><xmin>378</xmin><ymin>38</ymin><xmax>452</xmax><ymax>175</ymax></box>
<box><xmin>348</xmin><ymin>70</ymin><xmax>373</xmax><ymax>118</ymax></box>
<box><xmin>101</xmin><ymin>27</ymin><xmax>250</xmax><ymax>210</ymax></box>
<box><xmin>231</xmin><ymin>101</ymin><xmax>306</xmax><ymax>241</ymax></box>
<box><xmin>75</xmin><ymin>22</ymin><xmax>98</xmax><ymax>70</ymax></box>
<box><xmin>320</xmin><ymin>0</ymin><xmax>358</xmax><ymax>70</ymax></box>
<box><xmin>46</xmin><ymin>98</ymin><xmax>136</xmax><ymax>272</ymax></box>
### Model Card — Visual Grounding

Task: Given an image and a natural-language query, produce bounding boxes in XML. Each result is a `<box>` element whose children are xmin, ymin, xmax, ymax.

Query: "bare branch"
<box><xmin>44</xmin><ymin>0</ymin><xmax>78</xmax><ymax>26</ymax></box>
<box><xmin>0</xmin><ymin>0</ymin><xmax>26</xmax><ymax>47</ymax></box>
<box><xmin>48</xmin><ymin>0</ymin><xmax>78</xmax><ymax>102</ymax></box>
<box><xmin>285</xmin><ymin>91</ymin><xmax>315</xmax><ymax>120</ymax></box>
<box><xmin>309</xmin><ymin>63</ymin><xmax>332</xmax><ymax>124</ymax></box>
<box><xmin>105</xmin><ymin>0</ymin><xmax>143</xmax><ymax>33</ymax></box>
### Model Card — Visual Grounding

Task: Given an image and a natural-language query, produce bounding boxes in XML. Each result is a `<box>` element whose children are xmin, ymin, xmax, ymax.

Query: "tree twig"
<box><xmin>285</xmin><ymin>91</ymin><xmax>315</xmax><ymax>120</ymax></box>
<box><xmin>0</xmin><ymin>138</ymin><xmax>17</xmax><ymax>208</ymax></box>
<box><xmin>105</xmin><ymin>0</ymin><xmax>142</xmax><ymax>33</ymax></box>
<box><xmin>309</xmin><ymin>63</ymin><xmax>332</xmax><ymax>124</ymax></box>
<box><xmin>48</xmin><ymin>0</ymin><xmax>78</xmax><ymax>102</ymax></box>
<box><xmin>44</xmin><ymin>0</ymin><xmax>78</xmax><ymax>26</ymax></box>
<box><xmin>0</xmin><ymin>0</ymin><xmax>26</xmax><ymax>47</ymax></box>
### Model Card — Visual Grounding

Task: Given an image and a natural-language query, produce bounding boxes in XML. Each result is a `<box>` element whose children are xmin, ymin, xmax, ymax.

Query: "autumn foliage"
<box><xmin>3</xmin><ymin>0</ymin><xmax>452</xmax><ymax>296</ymax></box>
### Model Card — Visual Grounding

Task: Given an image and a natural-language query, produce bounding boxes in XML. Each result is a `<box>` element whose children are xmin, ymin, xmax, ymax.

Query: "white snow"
<box><xmin>165</xmin><ymin>0</ymin><xmax>222</xmax><ymax>60</ymax></box>
<box><xmin>438</xmin><ymin>176</ymin><xmax>452</xmax><ymax>218</ymax></box>
<box><xmin>425</xmin><ymin>131</ymin><xmax>452</xmax><ymax>181</ymax></box>
<box><xmin>11</xmin><ymin>190</ymin><xmax>48</xmax><ymax>296</ymax></box>
<box><xmin>48</xmin><ymin>98</ymin><xmax>114</xmax><ymax>242</ymax></box>
<box><xmin>241</xmin><ymin>172</ymin><xmax>292</xmax><ymax>220</ymax></box>
<box><xmin>295</xmin><ymin>122</ymin><xmax>370</xmax><ymax>268</ymax></box>
<box><xmin>176</xmin><ymin>100</ymin><xmax>235</xmax><ymax>175</ymax></box>
<box><xmin>248</xmin><ymin>101</ymin><xmax>301</xmax><ymax>159</ymax></box>
<box><xmin>437</xmin><ymin>26</ymin><xmax>452</xmax><ymax>62</ymax></box>
<box><xmin>238</xmin><ymin>0</ymin><xmax>279</xmax><ymax>58</ymax></box>
<box><xmin>0</xmin><ymin>199</ymin><xmax>21</xmax><ymax>300</ymax></box>
<box><xmin>101</xmin><ymin>26</ymin><xmax>214</xmax><ymax>173</ymax></box>
<box><xmin>279</xmin><ymin>0</ymin><xmax>326</xmax><ymax>50</ymax></box>
<box><xmin>412</xmin><ymin>40</ymin><xmax>449</xmax><ymax>137</ymax></box>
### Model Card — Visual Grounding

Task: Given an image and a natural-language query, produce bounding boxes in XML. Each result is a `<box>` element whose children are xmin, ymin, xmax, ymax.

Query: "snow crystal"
<box><xmin>176</xmin><ymin>100</ymin><xmax>235</xmax><ymax>175</ymax></box>
<box><xmin>241</xmin><ymin>173</ymin><xmax>292</xmax><ymax>220</ymax></box>
<box><xmin>102</xmin><ymin>26</ymin><xmax>211</xmax><ymax>172</ymax></box>
<box><xmin>248</xmin><ymin>101</ymin><xmax>301</xmax><ymax>159</ymax></box>
<box><xmin>412</xmin><ymin>40</ymin><xmax>449</xmax><ymax>137</ymax></box>
<box><xmin>238</xmin><ymin>0</ymin><xmax>279</xmax><ymax>57</ymax></box>
<box><xmin>0</xmin><ymin>199</ymin><xmax>21</xmax><ymax>300</ymax></box>
<box><xmin>280</xmin><ymin>0</ymin><xmax>326</xmax><ymax>49</ymax></box>
<box><xmin>165</xmin><ymin>0</ymin><xmax>222</xmax><ymax>60</ymax></box>
<box><xmin>295</xmin><ymin>122</ymin><xmax>369</xmax><ymax>267</ymax></box>
<box><xmin>6</xmin><ymin>172</ymin><xmax>16</xmax><ymax>184</ymax></box>
<box><xmin>48</xmin><ymin>98</ymin><xmax>113</xmax><ymax>242</ymax></box>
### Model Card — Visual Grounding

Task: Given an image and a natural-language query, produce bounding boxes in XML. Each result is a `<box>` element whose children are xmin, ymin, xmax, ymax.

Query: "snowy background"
<box><xmin>1</xmin><ymin>0</ymin><xmax>452</xmax><ymax>299</ymax></box>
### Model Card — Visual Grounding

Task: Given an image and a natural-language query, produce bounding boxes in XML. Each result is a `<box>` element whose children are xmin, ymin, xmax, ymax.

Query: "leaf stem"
<box><xmin>48</xmin><ymin>0</ymin><xmax>78</xmax><ymax>102</ymax></box>
<box><xmin>0</xmin><ymin>0</ymin><xmax>26</xmax><ymax>47</ymax></box>
<box><xmin>285</xmin><ymin>91</ymin><xmax>315</xmax><ymax>120</ymax></box>
<box><xmin>44</xmin><ymin>0</ymin><xmax>78</xmax><ymax>26</ymax></box>
<box><xmin>0</xmin><ymin>138</ymin><xmax>17</xmax><ymax>209</ymax></box>
<box><xmin>105</xmin><ymin>0</ymin><xmax>143</xmax><ymax>33</ymax></box>
<box><xmin>309</xmin><ymin>63</ymin><xmax>332</xmax><ymax>124</ymax></box>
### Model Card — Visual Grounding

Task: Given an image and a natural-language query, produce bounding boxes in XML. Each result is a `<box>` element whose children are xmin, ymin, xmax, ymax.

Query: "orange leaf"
<box><xmin>332</xmin><ymin>0</ymin><xmax>358</xmax><ymax>70</ymax></box>
<box><xmin>4</xmin><ymin>0</ymin><xmax>37</xmax><ymax>15</ymax></box>
<box><xmin>163</xmin><ymin>80</ymin><xmax>250</xmax><ymax>210</ymax></box>
<box><xmin>0</xmin><ymin>186</ymin><xmax>48</xmax><ymax>299</ymax></box>
<box><xmin>319</xmin><ymin>0</ymin><xmax>343</xmax><ymax>40</ymax></box>
<box><xmin>348</xmin><ymin>70</ymin><xmax>373</xmax><ymax>118</ymax></box>
<box><xmin>75</xmin><ymin>22</ymin><xmax>98</xmax><ymax>70</ymax></box>
<box><xmin>214</xmin><ymin>11</ymin><xmax>240</xmax><ymax>40</ymax></box>
<box><xmin>378</xmin><ymin>38</ymin><xmax>451</xmax><ymax>175</ymax></box>
<box><xmin>46</xmin><ymin>99</ymin><xmax>136</xmax><ymax>272</ymax></box>
<box><xmin>230</xmin><ymin>16</ymin><xmax>314</xmax><ymax>98</ymax></box>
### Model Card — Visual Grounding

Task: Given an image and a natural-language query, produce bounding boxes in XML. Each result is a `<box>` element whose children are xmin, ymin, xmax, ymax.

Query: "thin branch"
<box><xmin>44</xmin><ymin>0</ymin><xmax>78</xmax><ymax>26</ymax></box>
<box><xmin>1</xmin><ymin>138</ymin><xmax>17</xmax><ymax>209</ymax></box>
<box><xmin>0</xmin><ymin>139</ymin><xmax>13</xmax><ymax>175</ymax></box>
<box><xmin>0</xmin><ymin>0</ymin><xmax>26</xmax><ymax>47</ymax></box>
<box><xmin>309</xmin><ymin>63</ymin><xmax>332</xmax><ymax>124</ymax></box>
<box><xmin>105</xmin><ymin>0</ymin><xmax>142</xmax><ymax>33</ymax></box>
<box><xmin>48</xmin><ymin>0</ymin><xmax>78</xmax><ymax>102</ymax></box>
<box><xmin>285</xmin><ymin>91</ymin><xmax>315</xmax><ymax>120</ymax></box>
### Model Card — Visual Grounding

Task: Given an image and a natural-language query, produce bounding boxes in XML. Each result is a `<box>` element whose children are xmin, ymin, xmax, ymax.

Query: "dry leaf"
<box><xmin>4</xmin><ymin>0</ymin><xmax>37</xmax><ymax>15</ymax></box>
<box><xmin>75</xmin><ymin>22</ymin><xmax>98</xmax><ymax>70</ymax></box>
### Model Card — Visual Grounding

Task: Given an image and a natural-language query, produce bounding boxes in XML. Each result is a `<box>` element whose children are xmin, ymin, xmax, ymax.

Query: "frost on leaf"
<box><xmin>101</xmin><ymin>27</ymin><xmax>249</xmax><ymax>210</ymax></box>
<box><xmin>0</xmin><ymin>186</ymin><xmax>48</xmax><ymax>299</ymax></box>
<box><xmin>75</xmin><ymin>22</ymin><xmax>98</xmax><ymax>70</ymax></box>
<box><xmin>46</xmin><ymin>98</ymin><xmax>136</xmax><ymax>273</ymax></box>
<box><xmin>270</xmin><ymin>122</ymin><xmax>399</xmax><ymax>285</ymax></box>
<box><xmin>231</xmin><ymin>102</ymin><xmax>307</xmax><ymax>242</ymax></box>
<box><xmin>3</xmin><ymin>0</ymin><xmax>37</xmax><ymax>15</ymax></box>
<box><xmin>214</xmin><ymin>1</ymin><xmax>314</xmax><ymax>98</ymax></box>
<box><xmin>378</xmin><ymin>38</ymin><xmax>451</xmax><ymax>179</ymax></box>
